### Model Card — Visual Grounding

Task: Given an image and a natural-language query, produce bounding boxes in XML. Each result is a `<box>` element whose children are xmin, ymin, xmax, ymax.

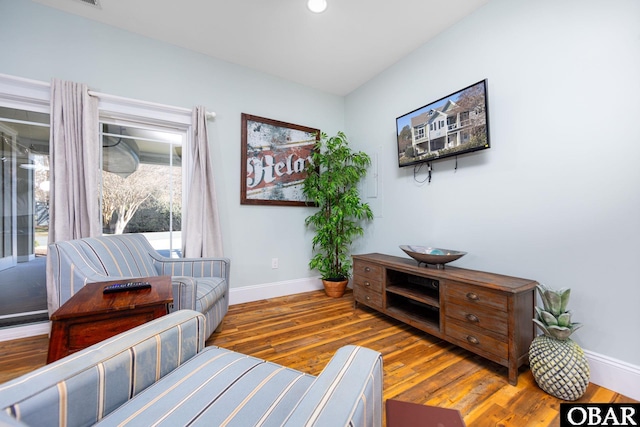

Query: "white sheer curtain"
<box><xmin>182</xmin><ymin>106</ymin><xmax>223</xmax><ymax>257</ymax></box>
<box><xmin>46</xmin><ymin>79</ymin><xmax>100</xmax><ymax>314</ymax></box>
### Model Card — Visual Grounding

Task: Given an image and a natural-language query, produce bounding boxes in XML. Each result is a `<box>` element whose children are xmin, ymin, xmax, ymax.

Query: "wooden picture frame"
<box><xmin>241</xmin><ymin>114</ymin><xmax>319</xmax><ymax>206</ymax></box>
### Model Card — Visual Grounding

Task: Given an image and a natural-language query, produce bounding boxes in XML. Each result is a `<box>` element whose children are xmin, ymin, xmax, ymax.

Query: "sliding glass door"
<box><xmin>0</xmin><ymin>123</ymin><xmax>17</xmax><ymax>272</ymax></box>
<box><xmin>0</xmin><ymin>107</ymin><xmax>50</xmax><ymax>327</ymax></box>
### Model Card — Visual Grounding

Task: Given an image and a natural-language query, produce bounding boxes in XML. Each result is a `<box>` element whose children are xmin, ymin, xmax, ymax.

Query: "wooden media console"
<box><xmin>352</xmin><ymin>253</ymin><xmax>538</xmax><ymax>385</ymax></box>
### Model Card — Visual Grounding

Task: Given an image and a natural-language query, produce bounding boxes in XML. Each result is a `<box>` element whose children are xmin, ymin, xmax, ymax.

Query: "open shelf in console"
<box><xmin>385</xmin><ymin>269</ymin><xmax>440</xmax><ymax>308</ymax></box>
<box><xmin>386</xmin><ymin>293</ymin><xmax>440</xmax><ymax>333</ymax></box>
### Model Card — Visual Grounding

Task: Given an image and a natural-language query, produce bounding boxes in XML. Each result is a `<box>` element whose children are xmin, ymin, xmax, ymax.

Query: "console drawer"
<box><xmin>354</xmin><ymin>286</ymin><xmax>383</xmax><ymax>309</ymax></box>
<box><xmin>445</xmin><ymin>319</ymin><xmax>508</xmax><ymax>362</ymax></box>
<box><xmin>445</xmin><ymin>302</ymin><xmax>508</xmax><ymax>336</ymax></box>
<box><xmin>353</xmin><ymin>260</ymin><xmax>383</xmax><ymax>282</ymax></box>
<box><xmin>444</xmin><ymin>281</ymin><xmax>508</xmax><ymax>313</ymax></box>
<box><xmin>352</xmin><ymin>274</ymin><xmax>383</xmax><ymax>293</ymax></box>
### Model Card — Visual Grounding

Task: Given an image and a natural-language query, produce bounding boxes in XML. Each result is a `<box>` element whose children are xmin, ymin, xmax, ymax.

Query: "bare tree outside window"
<box><xmin>102</xmin><ymin>164</ymin><xmax>181</xmax><ymax>235</ymax></box>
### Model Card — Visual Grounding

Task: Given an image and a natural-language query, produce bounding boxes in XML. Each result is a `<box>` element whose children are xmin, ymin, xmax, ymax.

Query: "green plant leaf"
<box><xmin>559</xmin><ymin>288</ymin><xmax>571</xmax><ymax>313</ymax></box>
<box><xmin>540</xmin><ymin>310</ymin><xmax>558</xmax><ymax>326</ymax></box>
<box><xmin>557</xmin><ymin>312</ymin><xmax>572</xmax><ymax>327</ymax></box>
<box><xmin>532</xmin><ymin>318</ymin><xmax>551</xmax><ymax>336</ymax></box>
<box><xmin>546</xmin><ymin>325</ymin><xmax>573</xmax><ymax>340</ymax></box>
<box><xmin>537</xmin><ymin>284</ymin><xmax>552</xmax><ymax>312</ymax></box>
<box><xmin>544</xmin><ymin>289</ymin><xmax>562</xmax><ymax>316</ymax></box>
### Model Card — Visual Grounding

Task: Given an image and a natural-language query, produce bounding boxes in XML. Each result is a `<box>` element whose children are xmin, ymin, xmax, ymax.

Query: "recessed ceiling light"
<box><xmin>307</xmin><ymin>0</ymin><xmax>327</xmax><ymax>13</ymax></box>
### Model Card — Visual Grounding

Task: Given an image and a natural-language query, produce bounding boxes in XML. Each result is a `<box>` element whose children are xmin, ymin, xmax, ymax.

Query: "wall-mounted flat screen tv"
<box><xmin>396</xmin><ymin>79</ymin><xmax>490</xmax><ymax>168</ymax></box>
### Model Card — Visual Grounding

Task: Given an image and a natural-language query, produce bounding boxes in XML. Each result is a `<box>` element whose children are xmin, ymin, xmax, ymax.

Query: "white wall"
<box><xmin>0</xmin><ymin>0</ymin><xmax>343</xmax><ymax>291</ymax></box>
<box><xmin>346</xmin><ymin>0</ymin><xmax>640</xmax><ymax>370</ymax></box>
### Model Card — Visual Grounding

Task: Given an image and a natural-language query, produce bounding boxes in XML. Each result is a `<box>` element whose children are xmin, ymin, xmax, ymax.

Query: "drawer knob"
<box><xmin>466</xmin><ymin>292</ymin><xmax>479</xmax><ymax>301</ymax></box>
<box><xmin>364</xmin><ymin>267</ymin><xmax>371</xmax><ymax>273</ymax></box>
<box><xmin>364</xmin><ymin>281</ymin><xmax>371</xmax><ymax>287</ymax></box>
<box><xmin>466</xmin><ymin>335</ymin><xmax>480</xmax><ymax>345</ymax></box>
<box><xmin>365</xmin><ymin>296</ymin><xmax>371</xmax><ymax>301</ymax></box>
<box><xmin>466</xmin><ymin>314</ymin><xmax>479</xmax><ymax>323</ymax></box>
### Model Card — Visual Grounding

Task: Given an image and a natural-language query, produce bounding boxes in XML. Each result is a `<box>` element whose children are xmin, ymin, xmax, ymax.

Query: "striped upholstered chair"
<box><xmin>48</xmin><ymin>234</ymin><xmax>229</xmax><ymax>338</ymax></box>
<box><xmin>0</xmin><ymin>310</ymin><xmax>383</xmax><ymax>427</ymax></box>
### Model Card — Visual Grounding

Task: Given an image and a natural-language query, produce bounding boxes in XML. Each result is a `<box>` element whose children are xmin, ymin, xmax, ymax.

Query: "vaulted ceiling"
<box><xmin>32</xmin><ymin>0</ymin><xmax>489</xmax><ymax>95</ymax></box>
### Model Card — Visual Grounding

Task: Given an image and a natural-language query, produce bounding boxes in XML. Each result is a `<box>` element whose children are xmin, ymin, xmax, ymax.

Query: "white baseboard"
<box><xmin>585</xmin><ymin>349</ymin><xmax>640</xmax><ymax>401</ymax></box>
<box><xmin>229</xmin><ymin>276</ymin><xmax>324</xmax><ymax>305</ymax></box>
<box><xmin>0</xmin><ymin>322</ymin><xmax>49</xmax><ymax>342</ymax></box>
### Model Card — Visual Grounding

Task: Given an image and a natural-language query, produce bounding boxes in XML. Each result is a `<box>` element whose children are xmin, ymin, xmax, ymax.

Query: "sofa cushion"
<box><xmin>94</xmin><ymin>347</ymin><xmax>315</xmax><ymax>427</ymax></box>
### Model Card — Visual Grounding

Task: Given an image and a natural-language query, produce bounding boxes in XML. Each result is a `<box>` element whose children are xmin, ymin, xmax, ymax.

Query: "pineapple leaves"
<box><xmin>557</xmin><ymin>312</ymin><xmax>572</xmax><ymax>327</ymax></box>
<box><xmin>559</xmin><ymin>288</ymin><xmax>571</xmax><ymax>313</ymax></box>
<box><xmin>532</xmin><ymin>318</ymin><xmax>551</xmax><ymax>337</ymax></box>
<box><xmin>538</xmin><ymin>308</ymin><xmax>558</xmax><ymax>326</ymax></box>
<box><xmin>545</xmin><ymin>325</ymin><xmax>574</xmax><ymax>341</ymax></box>
<box><xmin>533</xmin><ymin>284</ymin><xmax>581</xmax><ymax>341</ymax></box>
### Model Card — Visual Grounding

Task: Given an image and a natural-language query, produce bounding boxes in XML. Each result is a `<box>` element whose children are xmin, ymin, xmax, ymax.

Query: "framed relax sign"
<box><xmin>240</xmin><ymin>114</ymin><xmax>320</xmax><ymax>206</ymax></box>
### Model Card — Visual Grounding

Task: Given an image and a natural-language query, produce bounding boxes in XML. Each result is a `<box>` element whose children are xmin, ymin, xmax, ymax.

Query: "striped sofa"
<box><xmin>0</xmin><ymin>310</ymin><xmax>383</xmax><ymax>427</ymax></box>
<box><xmin>48</xmin><ymin>234</ymin><xmax>229</xmax><ymax>338</ymax></box>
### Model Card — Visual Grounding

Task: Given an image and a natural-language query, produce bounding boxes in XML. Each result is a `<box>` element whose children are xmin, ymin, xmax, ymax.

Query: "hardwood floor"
<box><xmin>0</xmin><ymin>333</ymin><xmax>48</xmax><ymax>383</ymax></box>
<box><xmin>209</xmin><ymin>290</ymin><xmax>637</xmax><ymax>427</ymax></box>
<box><xmin>0</xmin><ymin>290</ymin><xmax>636</xmax><ymax>426</ymax></box>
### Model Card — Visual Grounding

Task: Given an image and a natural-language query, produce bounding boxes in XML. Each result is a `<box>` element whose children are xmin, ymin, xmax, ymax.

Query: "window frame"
<box><xmin>97</xmin><ymin>96</ymin><xmax>193</xmax><ymax>255</ymax></box>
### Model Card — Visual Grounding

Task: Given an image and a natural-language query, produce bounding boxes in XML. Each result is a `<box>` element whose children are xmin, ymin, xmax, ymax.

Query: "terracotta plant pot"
<box><xmin>322</xmin><ymin>279</ymin><xmax>349</xmax><ymax>298</ymax></box>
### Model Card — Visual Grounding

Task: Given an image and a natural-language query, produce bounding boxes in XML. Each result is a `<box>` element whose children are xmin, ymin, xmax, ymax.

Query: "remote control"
<box><xmin>103</xmin><ymin>281</ymin><xmax>151</xmax><ymax>293</ymax></box>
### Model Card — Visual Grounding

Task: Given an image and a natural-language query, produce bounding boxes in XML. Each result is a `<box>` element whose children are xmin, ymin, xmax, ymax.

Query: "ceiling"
<box><xmin>31</xmin><ymin>0</ymin><xmax>489</xmax><ymax>96</ymax></box>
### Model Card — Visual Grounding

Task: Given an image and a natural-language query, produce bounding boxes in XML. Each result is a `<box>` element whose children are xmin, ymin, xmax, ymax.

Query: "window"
<box><xmin>460</xmin><ymin>111</ymin><xmax>470</xmax><ymax>127</ymax></box>
<box><xmin>100</xmin><ymin>121</ymin><xmax>185</xmax><ymax>256</ymax></box>
<box><xmin>96</xmin><ymin>93</ymin><xmax>193</xmax><ymax>258</ymax></box>
<box><xmin>414</xmin><ymin>125</ymin><xmax>425</xmax><ymax>140</ymax></box>
<box><xmin>447</xmin><ymin>116</ymin><xmax>457</xmax><ymax>130</ymax></box>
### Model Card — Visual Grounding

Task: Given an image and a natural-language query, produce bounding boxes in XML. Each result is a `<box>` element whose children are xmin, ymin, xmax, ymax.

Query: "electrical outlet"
<box><xmin>271</xmin><ymin>258</ymin><xmax>279</xmax><ymax>269</ymax></box>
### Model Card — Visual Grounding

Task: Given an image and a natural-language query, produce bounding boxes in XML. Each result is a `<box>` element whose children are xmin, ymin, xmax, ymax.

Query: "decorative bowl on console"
<box><xmin>399</xmin><ymin>245</ymin><xmax>467</xmax><ymax>269</ymax></box>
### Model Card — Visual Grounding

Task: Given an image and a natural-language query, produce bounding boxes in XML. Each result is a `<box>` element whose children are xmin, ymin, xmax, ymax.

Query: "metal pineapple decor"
<box><xmin>529</xmin><ymin>285</ymin><xmax>590</xmax><ymax>400</ymax></box>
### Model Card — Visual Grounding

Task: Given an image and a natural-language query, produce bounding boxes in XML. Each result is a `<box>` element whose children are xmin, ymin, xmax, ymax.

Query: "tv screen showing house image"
<box><xmin>396</xmin><ymin>79</ymin><xmax>490</xmax><ymax>168</ymax></box>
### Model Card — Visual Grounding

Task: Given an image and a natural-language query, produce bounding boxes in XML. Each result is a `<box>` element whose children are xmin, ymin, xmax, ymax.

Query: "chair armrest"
<box><xmin>283</xmin><ymin>345</ymin><xmax>383</xmax><ymax>427</ymax></box>
<box><xmin>151</xmin><ymin>254</ymin><xmax>230</xmax><ymax>282</ymax></box>
<box><xmin>170</xmin><ymin>276</ymin><xmax>198</xmax><ymax>310</ymax></box>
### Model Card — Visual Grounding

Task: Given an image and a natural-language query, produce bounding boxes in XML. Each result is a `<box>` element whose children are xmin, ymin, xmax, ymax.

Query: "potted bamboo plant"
<box><xmin>303</xmin><ymin>131</ymin><xmax>373</xmax><ymax>297</ymax></box>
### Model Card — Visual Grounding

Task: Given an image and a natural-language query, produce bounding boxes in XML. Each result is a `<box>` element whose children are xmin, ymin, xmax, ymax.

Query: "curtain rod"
<box><xmin>87</xmin><ymin>90</ymin><xmax>216</xmax><ymax>119</ymax></box>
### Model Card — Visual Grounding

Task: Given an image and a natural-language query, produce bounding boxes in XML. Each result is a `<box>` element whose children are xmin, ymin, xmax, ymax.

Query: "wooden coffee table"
<box><xmin>47</xmin><ymin>276</ymin><xmax>173</xmax><ymax>363</ymax></box>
